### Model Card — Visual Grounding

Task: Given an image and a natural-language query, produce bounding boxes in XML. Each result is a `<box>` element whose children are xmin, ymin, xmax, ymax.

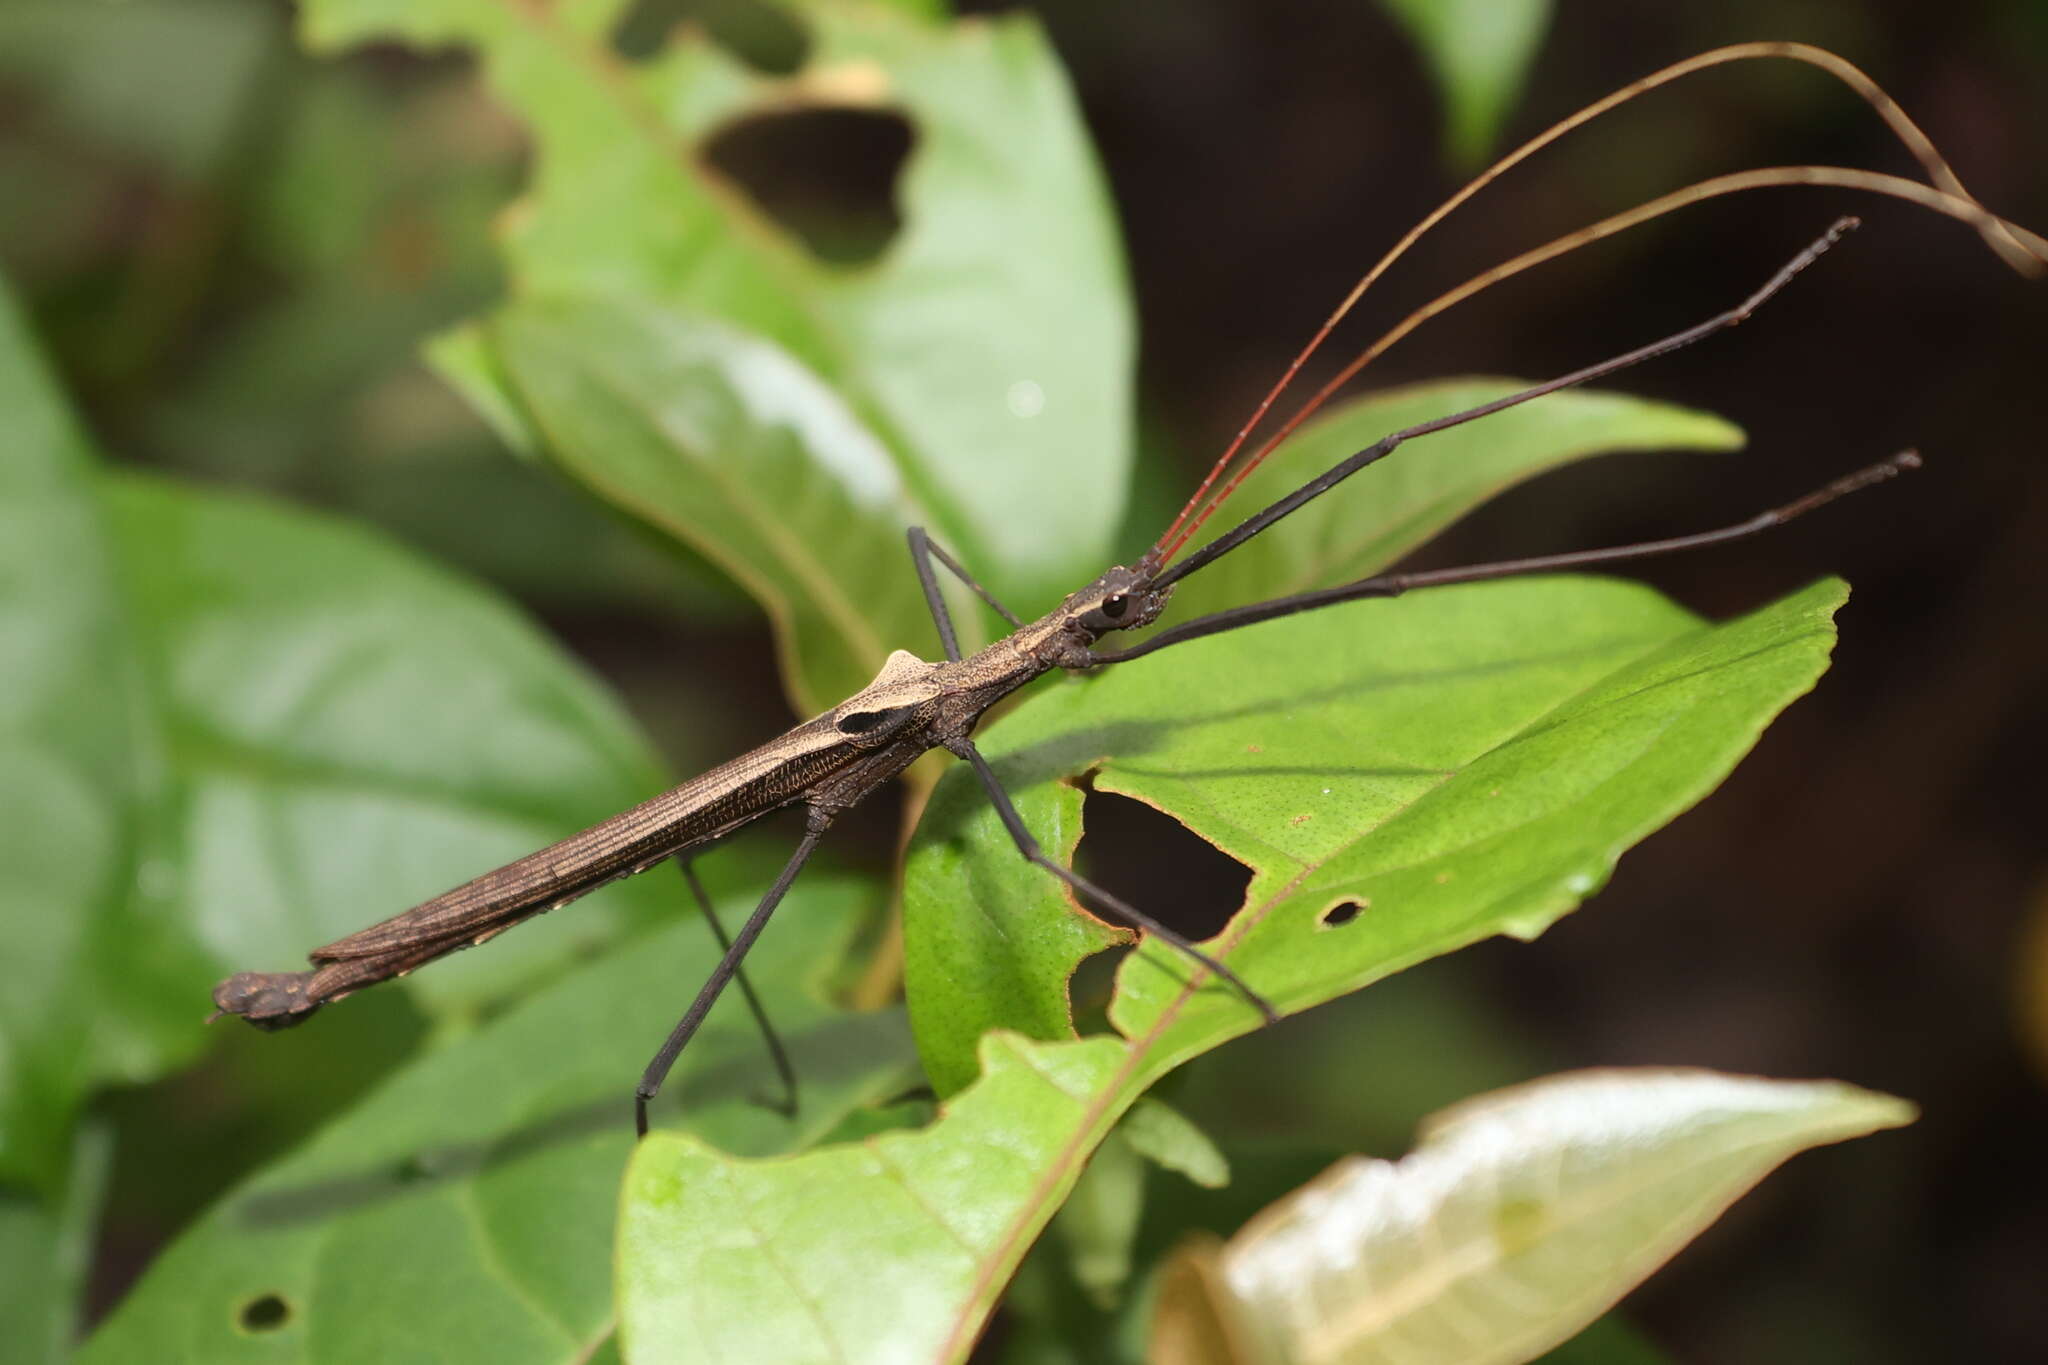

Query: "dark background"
<box><xmin>4</xmin><ymin>1</ymin><xmax>2044</xmax><ymax>1359</ymax></box>
<box><xmin>1042</xmin><ymin>5</ymin><xmax>2048</xmax><ymax>1362</ymax></box>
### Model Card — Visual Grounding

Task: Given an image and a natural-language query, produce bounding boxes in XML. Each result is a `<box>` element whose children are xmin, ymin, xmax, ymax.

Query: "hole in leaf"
<box><xmin>1074</xmin><ymin>789</ymin><xmax>1251</xmax><ymax>943</ymax></box>
<box><xmin>237</xmin><ymin>1293</ymin><xmax>291</xmax><ymax>1333</ymax></box>
<box><xmin>1322</xmin><ymin>900</ymin><xmax>1362</xmax><ymax>928</ymax></box>
<box><xmin>702</xmin><ymin>107</ymin><xmax>914</xmax><ymax>266</ymax></box>
<box><xmin>1068</xmin><ymin>943</ymin><xmax>1132</xmax><ymax>1038</ymax></box>
<box><xmin>813</xmin><ymin>1094</ymin><xmax>935</xmax><ymax>1144</ymax></box>
<box><xmin>613</xmin><ymin>0</ymin><xmax>809</xmax><ymax>73</ymax></box>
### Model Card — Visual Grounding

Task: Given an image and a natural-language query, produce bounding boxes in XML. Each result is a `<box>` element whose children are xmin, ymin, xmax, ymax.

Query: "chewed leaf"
<box><xmin>902</xmin><ymin>736</ymin><xmax>1124</xmax><ymax>1096</ymax></box>
<box><xmin>304</xmin><ymin>0</ymin><xmax>1133</xmax><ymax>619</ymax></box>
<box><xmin>81</xmin><ymin>881</ymin><xmax>917</xmax><ymax>1365</ymax></box>
<box><xmin>602</xmin><ymin>580</ymin><xmax>1856</xmax><ymax>1360</ymax></box>
<box><xmin>1166</xmin><ymin>380</ymin><xmax>1743</xmax><ymax>624</ymax></box>
<box><xmin>907</xmin><ymin>576</ymin><xmax>1845</xmax><ymax>1088</ymax></box>
<box><xmin>1106</xmin><ymin>577</ymin><xmax>1848</xmax><ymax>1054</ymax></box>
<box><xmin>1154</xmin><ymin>1068</ymin><xmax>1913</xmax><ymax>1365</ymax></box>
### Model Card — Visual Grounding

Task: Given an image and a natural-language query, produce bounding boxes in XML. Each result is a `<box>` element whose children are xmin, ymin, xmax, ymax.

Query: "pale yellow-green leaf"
<box><xmin>1157</xmin><ymin>1068</ymin><xmax>1913</xmax><ymax>1365</ymax></box>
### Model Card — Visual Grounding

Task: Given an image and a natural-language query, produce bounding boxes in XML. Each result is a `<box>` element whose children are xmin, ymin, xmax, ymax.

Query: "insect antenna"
<box><xmin>1150</xmin><ymin>41</ymin><xmax>2047</xmax><ymax>567</ymax></box>
<box><xmin>1110</xmin><ymin>452</ymin><xmax>1925</xmax><ymax>665</ymax></box>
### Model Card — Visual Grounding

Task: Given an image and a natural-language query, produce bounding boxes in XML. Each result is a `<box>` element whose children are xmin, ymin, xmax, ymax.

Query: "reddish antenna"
<box><xmin>1149</xmin><ymin>41</ymin><xmax>2044</xmax><ymax>566</ymax></box>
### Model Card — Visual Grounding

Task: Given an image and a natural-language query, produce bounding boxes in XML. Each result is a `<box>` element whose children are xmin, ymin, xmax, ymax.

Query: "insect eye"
<box><xmin>1101</xmin><ymin>594</ymin><xmax>1129</xmax><ymax>619</ymax></box>
<box><xmin>837</xmin><ymin>703</ymin><xmax>919</xmax><ymax>736</ymax></box>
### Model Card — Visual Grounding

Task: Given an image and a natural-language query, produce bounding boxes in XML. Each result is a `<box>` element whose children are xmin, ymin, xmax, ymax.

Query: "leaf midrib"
<box><xmin>938</xmin><ymin>598</ymin><xmax>1834</xmax><ymax>1359</ymax></box>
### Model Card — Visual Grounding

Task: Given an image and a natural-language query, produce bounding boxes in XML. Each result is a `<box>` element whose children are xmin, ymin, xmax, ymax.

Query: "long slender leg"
<box><xmin>1098</xmin><ymin>452</ymin><xmax>1919</xmax><ymax>665</ymax></box>
<box><xmin>942</xmin><ymin>736</ymin><xmax>1280</xmax><ymax>1024</ymax></box>
<box><xmin>1152</xmin><ymin>218</ymin><xmax>1858</xmax><ymax>590</ymax></box>
<box><xmin>636</xmin><ymin>809</ymin><xmax>834</xmax><ymax>1136</ymax></box>
<box><xmin>907</xmin><ymin>527</ymin><xmax>1025</xmax><ymax>663</ymax></box>
<box><xmin>678</xmin><ymin>860</ymin><xmax>797</xmax><ymax>1117</ymax></box>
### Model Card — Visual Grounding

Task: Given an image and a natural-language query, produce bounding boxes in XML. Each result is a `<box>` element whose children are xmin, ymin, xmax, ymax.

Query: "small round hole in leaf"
<box><xmin>237</xmin><ymin>1293</ymin><xmax>292</xmax><ymax>1333</ymax></box>
<box><xmin>702</xmin><ymin>107</ymin><xmax>914</xmax><ymax>266</ymax></box>
<box><xmin>1321</xmin><ymin>901</ymin><xmax>1362</xmax><ymax>928</ymax></box>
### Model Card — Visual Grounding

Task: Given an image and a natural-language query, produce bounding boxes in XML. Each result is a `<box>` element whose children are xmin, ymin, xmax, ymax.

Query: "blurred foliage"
<box><xmin>0</xmin><ymin>0</ymin><xmax>744</xmax><ymax>622</ymax></box>
<box><xmin>3</xmin><ymin>1</ymin><xmax>2039</xmax><ymax>1362</ymax></box>
<box><xmin>1378</xmin><ymin>0</ymin><xmax>1552</xmax><ymax>166</ymax></box>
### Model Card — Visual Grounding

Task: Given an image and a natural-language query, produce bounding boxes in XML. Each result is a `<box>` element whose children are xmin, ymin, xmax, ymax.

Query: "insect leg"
<box><xmin>1096</xmin><ymin>452</ymin><xmax>1921</xmax><ymax>664</ymax></box>
<box><xmin>907</xmin><ymin>526</ymin><xmax>1025</xmax><ymax>662</ymax></box>
<box><xmin>636</xmin><ymin>807</ymin><xmax>834</xmax><ymax>1136</ymax></box>
<box><xmin>679</xmin><ymin>859</ymin><xmax>797</xmax><ymax>1117</ymax></box>
<box><xmin>941</xmin><ymin>736</ymin><xmax>1280</xmax><ymax>1024</ymax></box>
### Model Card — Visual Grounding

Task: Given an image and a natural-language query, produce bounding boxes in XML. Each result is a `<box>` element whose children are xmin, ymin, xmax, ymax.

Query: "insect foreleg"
<box><xmin>635</xmin><ymin>807</ymin><xmax>834</xmax><ymax>1136</ymax></box>
<box><xmin>941</xmin><ymin>736</ymin><xmax>1279</xmax><ymax>1024</ymax></box>
<box><xmin>907</xmin><ymin>526</ymin><xmax>1024</xmax><ymax>662</ymax></box>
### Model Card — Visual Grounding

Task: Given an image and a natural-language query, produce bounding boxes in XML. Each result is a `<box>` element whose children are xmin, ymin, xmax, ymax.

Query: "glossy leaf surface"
<box><xmin>490</xmin><ymin>296</ymin><xmax>934</xmax><ymax>714</ymax></box>
<box><xmin>1153</xmin><ymin>1068</ymin><xmax>1912</xmax><ymax>1365</ymax></box>
<box><xmin>104</xmin><ymin>472</ymin><xmax>681</xmax><ymax>1019</ymax></box>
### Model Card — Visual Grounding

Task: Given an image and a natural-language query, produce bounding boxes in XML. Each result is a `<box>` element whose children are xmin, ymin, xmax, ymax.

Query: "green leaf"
<box><xmin>1052</xmin><ymin>1124</ymin><xmax>1149</xmax><ymax>1309</ymax></box>
<box><xmin>102</xmin><ymin>472</ymin><xmax>681</xmax><ymax>1020</ymax></box>
<box><xmin>81</xmin><ymin>880</ymin><xmax>915</xmax><ymax>1365</ymax></box>
<box><xmin>620</xmin><ymin>1031</ymin><xmax>1132</xmax><ymax>1364</ymax></box>
<box><xmin>1378</xmin><ymin>0</ymin><xmax>1553</xmax><ymax>166</ymax></box>
<box><xmin>0</xmin><ymin>0</ymin><xmax>279</xmax><ymax>181</ymax></box>
<box><xmin>1166</xmin><ymin>380</ymin><xmax>1743</xmax><ymax>624</ymax></box>
<box><xmin>910</xmin><ymin>575</ymin><xmax>1844</xmax><ymax>1088</ymax></box>
<box><xmin>621</xmin><ymin>578</ymin><xmax>1845</xmax><ymax>1361</ymax></box>
<box><xmin>783</xmin><ymin>0</ymin><xmax>951</xmax><ymax>24</ymax></box>
<box><xmin>302</xmin><ymin>0</ymin><xmax>1133</xmax><ymax>621</ymax></box>
<box><xmin>1122</xmin><ymin>1096</ymin><xmax>1231</xmax><ymax>1190</ymax></box>
<box><xmin>0</xmin><ymin>1124</ymin><xmax>110</xmax><ymax>1365</ymax></box>
<box><xmin>1153</xmin><ymin>1068</ymin><xmax>1913</xmax><ymax>1365</ymax></box>
<box><xmin>0</xmin><ymin>275</ymin><xmax>199</xmax><ymax>1190</ymax></box>
<box><xmin>1531</xmin><ymin>1314</ymin><xmax>1676</xmax><ymax>1365</ymax></box>
<box><xmin>1</xmin><ymin>256</ymin><xmax>706</xmax><ymax>1183</ymax></box>
<box><xmin>490</xmin><ymin>295</ymin><xmax>938</xmax><ymax>714</ymax></box>
<box><xmin>901</xmin><ymin>733</ymin><xmax>1123</xmax><ymax>1094</ymax></box>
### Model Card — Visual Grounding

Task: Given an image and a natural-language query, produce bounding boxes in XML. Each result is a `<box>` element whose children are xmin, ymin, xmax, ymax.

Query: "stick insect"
<box><xmin>212</xmin><ymin>44</ymin><xmax>2046</xmax><ymax>1136</ymax></box>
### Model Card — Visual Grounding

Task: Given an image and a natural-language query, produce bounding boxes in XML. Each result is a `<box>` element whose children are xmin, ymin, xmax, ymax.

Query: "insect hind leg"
<box><xmin>636</xmin><ymin>810</ymin><xmax>833</xmax><ymax>1136</ymax></box>
<box><xmin>678</xmin><ymin>859</ymin><xmax>797</xmax><ymax>1118</ymax></box>
<box><xmin>941</xmin><ymin>736</ymin><xmax>1279</xmax><ymax>1025</ymax></box>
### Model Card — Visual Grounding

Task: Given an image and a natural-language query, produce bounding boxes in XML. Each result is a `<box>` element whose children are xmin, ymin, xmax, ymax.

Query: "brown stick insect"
<box><xmin>211</xmin><ymin>44</ymin><xmax>2046</xmax><ymax>1136</ymax></box>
